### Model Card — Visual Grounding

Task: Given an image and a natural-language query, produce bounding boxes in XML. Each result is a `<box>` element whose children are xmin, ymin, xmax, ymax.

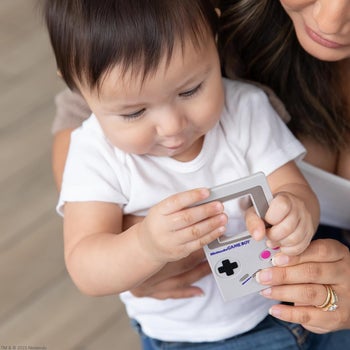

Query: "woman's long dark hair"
<box><xmin>219</xmin><ymin>0</ymin><xmax>350</xmax><ymax>151</ymax></box>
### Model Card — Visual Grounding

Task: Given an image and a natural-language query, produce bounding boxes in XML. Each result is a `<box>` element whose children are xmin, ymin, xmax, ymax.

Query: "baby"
<box><xmin>44</xmin><ymin>0</ymin><xmax>319</xmax><ymax>346</ymax></box>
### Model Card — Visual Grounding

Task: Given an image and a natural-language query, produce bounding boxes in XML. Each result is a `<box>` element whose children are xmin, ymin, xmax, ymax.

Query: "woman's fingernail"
<box><xmin>255</xmin><ymin>269</ymin><xmax>272</xmax><ymax>284</ymax></box>
<box><xmin>260</xmin><ymin>287</ymin><xmax>272</xmax><ymax>297</ymax></box>
<box><xmin>269</xmin><ymin>306</ymin><xmax>282</xmax><ymax>318</ymax></box>
<box><xmin>272</xmin><ymin>254</ymin><xmax>290</xmax><ymax>266</ymax></box>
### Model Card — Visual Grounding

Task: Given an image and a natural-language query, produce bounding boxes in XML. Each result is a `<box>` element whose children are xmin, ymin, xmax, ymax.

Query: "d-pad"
<box><xmin>218</xmin><ymin>259</ymin><xmax>239</xmax><ymax>276</ymax></box>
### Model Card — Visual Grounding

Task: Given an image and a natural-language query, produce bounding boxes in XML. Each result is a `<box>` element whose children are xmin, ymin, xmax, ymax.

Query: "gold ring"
<box><xmin>315</xmin><ymin>285</ymin><xmax>331</xmax><ymax>308</ymax></box>
<box><xmin>323</xmin><ymin>286</ymin><xmax>338</xmax><ymax>312</ymax></box>
<box><xmin>315</xmin><ymin>285</ymin><xmax>338</xmax><ymax>312</ymax></box>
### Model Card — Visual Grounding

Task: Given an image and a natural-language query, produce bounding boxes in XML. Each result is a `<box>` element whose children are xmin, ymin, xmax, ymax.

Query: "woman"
<box><xmin>50</xmin><ymin>0</ymin><xmax>350</xmax><ymax>339</ymax></box>
<box><xmin>219</xmin><ymin>0</ymin><xmax>350</xmax><ymax>332</ymax></box>
<box><xmin>219</xmin><ymin>0</ymin><xmax>350</xmax><ymax>181</ymax></box>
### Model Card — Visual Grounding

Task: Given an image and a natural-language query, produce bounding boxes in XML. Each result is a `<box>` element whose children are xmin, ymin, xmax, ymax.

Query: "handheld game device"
<box><xmin>197</xmin><ymin>172</ymin><xmax>279</xmax><ymax>301</ymax></box>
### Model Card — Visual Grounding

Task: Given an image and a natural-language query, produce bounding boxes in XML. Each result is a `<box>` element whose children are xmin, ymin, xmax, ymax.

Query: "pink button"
<box><xmin>260</xmin><ymin>250</ymin><xmax>271</xmax><ymax>259</ymax></box>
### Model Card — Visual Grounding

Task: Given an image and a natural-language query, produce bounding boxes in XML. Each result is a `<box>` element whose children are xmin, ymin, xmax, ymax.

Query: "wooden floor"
<box><xmin>0</xmin><ymin>1</ymin><xmax>140</xmax><ymax>349</ymax></box>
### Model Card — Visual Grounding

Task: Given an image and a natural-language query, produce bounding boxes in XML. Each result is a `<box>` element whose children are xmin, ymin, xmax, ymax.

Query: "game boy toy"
<box><xmin>197</xmin><ymin>172</ymin><xmax>279</xmax><ymax>301</ymax></box>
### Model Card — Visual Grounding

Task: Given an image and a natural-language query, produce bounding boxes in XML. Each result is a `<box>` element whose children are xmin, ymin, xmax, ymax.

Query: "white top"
<box><xmin>58</xmin><ymin>79</ymin><xmax>305</xmax><ymax>342</ymax></box>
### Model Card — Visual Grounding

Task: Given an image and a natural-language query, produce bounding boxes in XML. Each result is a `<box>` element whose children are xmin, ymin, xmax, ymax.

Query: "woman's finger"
<box><xmin>257</xmin><ymin>238</ymin><xmax>350</xmax><ymax>331</ymax></box>
<box><xmin>131</xmin><ymin>260</ymin><xmax>210</xmax><ymax>299</ymax></box>
<box><xmin>272</xmin><ymin>239</ymin><xmax>349</xmax><ymax>267</ymax></box>
<box><xmin>260</xmin><ymin>283</ymin><xmax>330</xmax><ymax>308</ymax></box>
<box><xmin>267</xmin><ymin>303</ymin><xmax>348</xmax><ymax>334</ymax></box>
<box><xmin>145</xmin><ymin>286</ymin><xmax>204</xmax><ymax>300</ymax></box>
<box><xmin>135</xmin><ymin>249</ymin><xmax>206</xmax><ymax>286</ymax></box>
<box><xmin>256</xmin><ymin>260</ymin><xmax>347</xmax><ymax>286</ymax></box>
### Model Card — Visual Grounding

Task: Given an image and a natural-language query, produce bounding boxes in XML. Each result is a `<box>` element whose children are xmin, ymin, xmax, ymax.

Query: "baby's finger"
<box><xmin>176</xmin><ymin>214</ymin><xmax>227</xmax><ymax>245</ymax></box>
<box><xmin>267</xmin><ymin>212</ymin><xmax>299</xmax><ymax>243</ymax></box>
<box><xmin>167</xmin><ymin>201</ymin><xmax>225</xmax><ymax>232</ymax></box>
<box><xmin>265</xmin><ymin>194</ymin><xmax>291</xmax><ymax>225</ymax></box>
<box><xmin>184</xmin><ymin>227</ymin><xmax>226</xmax><ymax>253</ymax></box>
<box><xmin>277</xmin><ymin>237</ymin><xmax>311</xmax><ymax>256</ymax></box>
<box><xmin>268</xmin><ymin>225</ymin><xmax>310</xmax><ymax>255</ymax></box>
<box><xmin>159</xmin><ymin>188</ymin><xmax>210</xmax><ymax>215</ymax></box>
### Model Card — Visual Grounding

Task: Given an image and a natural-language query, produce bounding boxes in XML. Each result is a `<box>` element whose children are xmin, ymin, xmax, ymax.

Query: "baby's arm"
<box><xmin>246</xmin><ymin>161</ymin><xmax>320</xmax><ymax>256</ymax></box>
<box><xmin>63</xmin><ymin>189</ymin><xmax>227</xmax><ymax>296</ymax></box>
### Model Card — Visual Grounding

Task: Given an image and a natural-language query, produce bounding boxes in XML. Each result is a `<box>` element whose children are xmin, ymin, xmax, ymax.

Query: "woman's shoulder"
<box><xmin>52</xmin><ymin>89</ymin><xmax>91</xmax><ymax>134</ymax></box>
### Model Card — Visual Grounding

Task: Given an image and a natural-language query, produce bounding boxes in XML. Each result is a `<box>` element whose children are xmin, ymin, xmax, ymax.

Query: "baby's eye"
<box><xmin>120</xmin><ymin>108</ymin><xmax>145</xmax><ymax>120</ymax></box>
<box><xmin>179</xmin><ymin>83</ymin><xmax>202</xmax><ymax>98</ymax></box>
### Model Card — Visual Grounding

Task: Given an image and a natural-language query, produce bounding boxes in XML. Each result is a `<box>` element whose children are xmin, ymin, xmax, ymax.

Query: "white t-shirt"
<box><xmin>58</xmin><ymin>78</ymin><xmax>305</xmax><ymax>342</ymax></box>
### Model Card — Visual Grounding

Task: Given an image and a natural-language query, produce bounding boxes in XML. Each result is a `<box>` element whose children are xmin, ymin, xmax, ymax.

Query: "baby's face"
<box><xmin>78</xmin><ymin>35</ymin><xmax>224</xmax><ymax>162</ymax></box>
<box><xmin>280</xmin><ymin>0</ymin><xmax>350</xmax><ymax>61</ymax></box>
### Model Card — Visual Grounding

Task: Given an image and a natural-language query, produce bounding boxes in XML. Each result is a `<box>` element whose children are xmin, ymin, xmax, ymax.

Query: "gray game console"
<box><xmin>197</xmin><ymin>172</ymin><xmax>279</xmax><ymax>301</ymax></box>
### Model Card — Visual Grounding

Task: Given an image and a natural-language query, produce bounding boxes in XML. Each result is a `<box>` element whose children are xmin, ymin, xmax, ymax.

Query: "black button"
<box><xmin>218</xmin><ymin>259</ymin><xmax>239</xmax><ymax>276</ymax></box>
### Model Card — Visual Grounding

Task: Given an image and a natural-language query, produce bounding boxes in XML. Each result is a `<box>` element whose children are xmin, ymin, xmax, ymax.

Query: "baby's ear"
<box><xmin>56</xmin><ymin>69</ymin><xmax>62</xmax><ymax>78</ymax></box>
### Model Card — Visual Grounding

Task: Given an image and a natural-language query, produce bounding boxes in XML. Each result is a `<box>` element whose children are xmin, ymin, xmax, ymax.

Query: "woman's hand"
<box><xmin>130</xmin><ymin>249</ymin><xmax>210</xmax><ymax>299</ymax></box>
<box><xmin>256</xmin><ymin>239</ymin><xmax>350</xmax><ymax>333</ymax></box>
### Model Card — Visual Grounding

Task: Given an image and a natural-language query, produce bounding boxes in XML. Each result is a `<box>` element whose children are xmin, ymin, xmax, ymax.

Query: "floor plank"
<box><xmin>0</xmin><ymin>1</ymin><xmax>140</xmax><ymax>348</ymax></box>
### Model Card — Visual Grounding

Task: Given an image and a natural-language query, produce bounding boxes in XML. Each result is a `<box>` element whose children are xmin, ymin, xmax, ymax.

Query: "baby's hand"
<box><xmin>138</xmin><ymin>188</ymin><xmax>227</xmax><ymax>264</ymax></box>
<box><xmin>246</xmin><ymin>192</ymin><xmax>314</xmax><ymax>256</ymax></box>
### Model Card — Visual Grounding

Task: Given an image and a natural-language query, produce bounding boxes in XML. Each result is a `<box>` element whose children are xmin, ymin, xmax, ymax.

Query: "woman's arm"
<box><xmin>257</xmin><ymin>239</ymin><xmax>350</xmax><ymax>333</ymax></box>
<box><xmin>130</xmin><ymin>249</ymin><xmax>210</xmax><ymax>299</ymax></box>
<box><xmin>52</xmin><ymin>128</ymin><xmax>75</xmax><ymax>190</ymax></box>
<box><xmin>52</xmin><ymin>89</ymin><xmax>91</xmax><ymax>190</ymax></box>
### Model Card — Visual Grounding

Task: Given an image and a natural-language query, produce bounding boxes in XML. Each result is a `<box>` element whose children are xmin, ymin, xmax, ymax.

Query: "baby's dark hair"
<box><xmin>43</xmin><ymin>0</ymin><xmax>218</xmax><ymax>91</ymax></box>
